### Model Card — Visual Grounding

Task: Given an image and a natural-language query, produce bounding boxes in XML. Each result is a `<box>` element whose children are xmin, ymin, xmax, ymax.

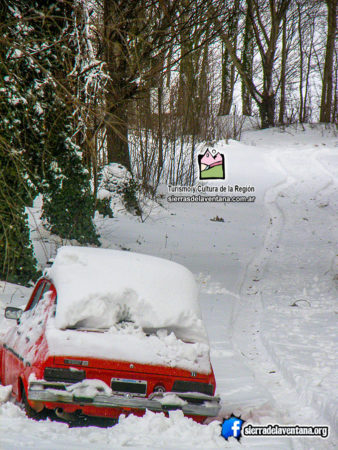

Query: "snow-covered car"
<box><xmin>0</xmin><ymin>246</ymin><xmax>220</xmax><ymax>423</ymax></box>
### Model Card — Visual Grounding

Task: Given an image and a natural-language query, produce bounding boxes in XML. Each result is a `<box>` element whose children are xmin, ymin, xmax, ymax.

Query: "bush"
<box><xmin>122</xmin><ymin>178</ymin><xmax>142</xmax><ymax>216</ymax></box>
<box><xmin>98</xmin><ymin>163</ymin><xmax>142</xmax><ymax>216</ymax></box>
<box><xmin>96</xmin><ymin>198</ymin><xmax>114</xmax><ymax>218</ymax></box>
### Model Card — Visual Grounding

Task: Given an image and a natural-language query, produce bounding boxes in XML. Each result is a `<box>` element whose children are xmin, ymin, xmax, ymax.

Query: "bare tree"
<box><xmin>218</xmin><ymin>0</ymin><xmax>240</xmax><ymax>116</ymax></box>
<box><xmin>102</xmin><ymin>0</ymin><xmax>222</xmax><ymax>171</ymax></box>
<box><xmin>242</xmin><ymin>0</ymin><xmax>254</xmax><ymax>116</ymax></box>
<box><xmin>278</xmin><ymin>12</ymin><xmax>287</xmax><ymax>124</ymax></box>
<box><xmin>210</xmin><ymin>0</ymin><xmax>291</xmax><ymax>128</ymax></box>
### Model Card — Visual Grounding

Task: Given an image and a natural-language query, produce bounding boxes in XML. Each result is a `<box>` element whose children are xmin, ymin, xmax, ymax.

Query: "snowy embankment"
<box><xmin>0</xmin><ymin>124</ymin><xmax>337</xmax><ymax>449</ymax></box>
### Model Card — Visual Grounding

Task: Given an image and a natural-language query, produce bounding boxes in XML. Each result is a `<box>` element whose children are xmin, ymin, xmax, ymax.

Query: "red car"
<box><xmin>0</xmin><ymin>247</ymin><xmax>220</xmax><ymax>424</ymax></box>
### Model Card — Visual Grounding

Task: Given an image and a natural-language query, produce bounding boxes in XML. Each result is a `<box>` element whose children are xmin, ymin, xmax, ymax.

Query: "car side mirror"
<box><xmin>5</xmin><ymin>307</ymin><xmax>23</xmax><ymax>321</ymax></box>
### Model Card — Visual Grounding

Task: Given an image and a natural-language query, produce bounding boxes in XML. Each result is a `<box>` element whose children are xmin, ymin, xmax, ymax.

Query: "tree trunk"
<box><xmin>259</xmin><ymin>94</ymin><xmax>276</xmax><ymax>129</ymax></box>
<box><xmin>297</xmin><ymin>4</ymin><xmax>305</xmax><ymax>123</ymax></box>
<box><xmin>156</xmin><ymin>77</ymin><xmax>164</xmax><ymax>188</ymax></box>
<box><xmin>218</xmin><ymin>0</ymin><xmax>240</xmax><ymax>116</ymax></box>
<box><xmin>278</xmin><ymin>15</ymin><xmax>287</xmax><ymax>124</ymax></box>
<box><xmin>333</xmin><ymin>52</ymin><xmax>338</xmax><ymax>123</ymax></box>
<box><xmin>303</xmin><ymin>16</ymin><xmax>316</xmax><ymax>123</ymax></box>
<box><xmin>106</xmin><ymin>105</ymin><xmax>130</xmax><ymax>170</ymax></box>
<box><xmin>104</xmin><ymin>0</ymin><xmax>131</xmax><ymax>170</ymax></box>
<box><xmin>218</xmin><ymin>43</ymin><xmax>232</xmax><ymax>116</ymax></box>
<box><xmin>261</xmin><ymin>57</ymin><xmax>276</xmax><ymax>128</ymax></box>
<box><xmin>320</xmin><ymin>0</ymin><xmax>337</xmax><ymax>123</ymax></box>
<box><xmin>242</xmin><ymin>0</ymin><xmax>253</xmax><ymax>116</ymax></box>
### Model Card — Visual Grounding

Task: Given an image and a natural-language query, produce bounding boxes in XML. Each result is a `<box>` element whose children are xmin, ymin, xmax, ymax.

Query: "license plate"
<box><xmin>111</xmin><ymin>378</ymin><xmax>147</xmax><ymax>397</ymax></box>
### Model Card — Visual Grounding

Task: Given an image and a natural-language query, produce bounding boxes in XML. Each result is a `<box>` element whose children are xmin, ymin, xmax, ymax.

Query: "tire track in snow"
<box><xmin>231</xmin><ymin>146</ymin><xmax>336</xmax><ymax>449</ymax></box>
<box><xmin>226</xmin><ymin>150</ymin><xmax>302</xmax><ymax>448</ymax></box>
<box><xmin>313</xmin><ymin>149</ymin><xmax>338</xmax><ymax>293</ymax></box>
<box><xmin>264</xmin><ymin>147</ymin><xmax>338</xmax><ymax>437</ymax></box>
<box><xmin>313</xmin><ymin>147</ymin><xmax>338</xmax><ymax>274</ymax></box>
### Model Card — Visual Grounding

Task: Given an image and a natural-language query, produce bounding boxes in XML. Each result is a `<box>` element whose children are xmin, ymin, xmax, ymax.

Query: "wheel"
<box><xmin>21</xmin><ymin>387</ymin><xmax>47</xmax><ymax>420</ymax></box>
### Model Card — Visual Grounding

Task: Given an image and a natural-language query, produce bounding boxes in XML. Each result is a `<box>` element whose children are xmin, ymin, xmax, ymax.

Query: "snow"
<box><xmin>66</xmin><ymin>379</ymin><xmax>113</xmax><ymax>398</ymax></box>
<box><xmin>0</xmin><ymin>280</ymin><xmax>32</xmax><ymax>340</ymax></box>
<box><xmin>100</xmin><ymin>163</ymin><xmax>132</xmax><ymax>183</ymax></box>
<box><xmin>46</xmin><ymin>320</ymin><xmax>211</xmax><ymax>373</ymax></box>
<box><xmin>0</xmin><ymin>124</ymin><xmax>337</xmax><ymax>448</ymax></box>
<box><xmin>157</xmin><ymin>394</ymin><xmax>187</xmax><ymax>406</ymax></box>
<box><xmin>47</xmin><ymin>246</ymin><xmax>207</xmax><ymax>345</ymax></box>
<box><xmin>42</xmin><ymin>246</ymin><xmax>211</xmax><ymax>372</ymax></box>
<box><xmin>97</xmin><ymin>163</ymin><xmax>131</xmax><ymax>207</ymax></box>
<box><xmin>0</xmin><ymin>385</ymin><xmax>12</xmax><ymax>404</ymax></box>
<box><xmin>4</xmin><ymin>291</ymin><xmax>53</xmax><ymax>362</ymax></box>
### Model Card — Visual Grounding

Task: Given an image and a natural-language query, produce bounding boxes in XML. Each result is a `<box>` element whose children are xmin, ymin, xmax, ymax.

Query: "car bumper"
<box><xmin>28</xmin><ymin>380</ymin><xmax>221</xmax><ymax>417</ymax></box>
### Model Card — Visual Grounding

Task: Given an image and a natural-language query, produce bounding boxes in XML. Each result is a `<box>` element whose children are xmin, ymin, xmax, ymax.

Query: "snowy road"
<box><xmin>0</xmin><ymin>125</ymin><xmax>337</xmax><ymax>449</ymax></box>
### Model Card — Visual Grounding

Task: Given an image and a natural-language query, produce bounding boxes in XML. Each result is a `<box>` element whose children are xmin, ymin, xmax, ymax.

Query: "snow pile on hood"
<box><xmin>47</xmin><ymin>246</ymin><xmax>208</xmax><ymax>344</ymax></box>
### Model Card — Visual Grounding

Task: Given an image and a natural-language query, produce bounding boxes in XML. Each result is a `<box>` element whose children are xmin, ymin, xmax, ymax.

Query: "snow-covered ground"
<box><xmin>0</xmin><ymin>124</ymin><xmax>337</xmax><ymax>449</ymax></box>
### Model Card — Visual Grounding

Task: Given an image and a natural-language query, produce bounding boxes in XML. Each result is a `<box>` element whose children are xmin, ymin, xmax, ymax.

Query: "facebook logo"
<box><xmin>221</xmin><ymin>416</ymin><xmax>244</xmax><ymax>440</ymax></box>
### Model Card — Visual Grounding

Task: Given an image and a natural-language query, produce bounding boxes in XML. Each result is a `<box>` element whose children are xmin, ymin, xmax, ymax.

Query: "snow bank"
<box><xmin>47</xmin><ymin>246</ymin><xmax>208</xmax><ymax>344</ymax></box>
<box><xmin>0</xmin><ymin>403</ymin><xmax>228</xmax><ymax>449</ymax></box>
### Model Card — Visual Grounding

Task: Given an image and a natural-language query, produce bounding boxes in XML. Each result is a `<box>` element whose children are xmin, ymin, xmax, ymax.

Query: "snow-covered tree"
<box><xmin>0</xmin><ymin>1</ymin><xmax>41</xmax><ymax>284</ymax></box>
<box><xmin>0</xmin><ymin>0</ymin><xmax>100</xmax><ymax>283</ymax></box>
<box><xmin>28</xmin><ymin>0</ymin><xmax>99</xmax><ymax>244</ymax></box>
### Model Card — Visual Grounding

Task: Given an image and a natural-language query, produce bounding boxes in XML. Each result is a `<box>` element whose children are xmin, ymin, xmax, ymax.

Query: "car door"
<box><xmin>2</xmin><ymin>279</ymin><xmax>51</xmax><ymax>394</ymax></box>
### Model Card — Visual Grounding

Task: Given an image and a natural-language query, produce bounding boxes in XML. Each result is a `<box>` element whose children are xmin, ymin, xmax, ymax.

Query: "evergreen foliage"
<box><xmin>95</xmin><ymin>198</ymin><xmax>114</xmax><ymax>219</ymax></box>
<box><xmin>0</xmin><ymin>0</ymin><xmax>100</xmax><ymax>284</ymax></box>
<box><xmin>0</xmin><ymin>150</ymin><xmax>40</xmax><ymax>284</ymax></box>
<box><xmin>32</xmin><ymin>0</ymin><xmax>100</xmax><ymax>245</ymax></box>
<box><xmin>122</xmin><ymin>178</ymin><xmax>142</xmax><ymax>217</ymax></box>
<box><xmin>0</xmin><ymin>1</ymin><xmax>40</xmax><ymax>284</ymax></box>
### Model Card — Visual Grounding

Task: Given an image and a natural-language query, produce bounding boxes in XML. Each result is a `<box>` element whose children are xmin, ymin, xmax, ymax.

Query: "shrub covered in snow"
<box><xmin>98</xmin><ymin>164</ymin><xmax>141</xmax><ymax>216</ymax></box>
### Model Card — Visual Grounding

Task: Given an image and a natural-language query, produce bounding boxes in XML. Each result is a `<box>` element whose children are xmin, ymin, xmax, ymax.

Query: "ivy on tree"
<box><xmin>33</xmin><ymin>0</ymin><xmax>99</xmax><ymax>245</ymax></box>
<box><xmin>0</xmin><ymin>0</ymin><xmax>100</xmax><ymax>284</ymax></box>
<box><xmin>0</xmin><ymin>2</ymin><xmax>41</xmax><ymax>284</ymax></box>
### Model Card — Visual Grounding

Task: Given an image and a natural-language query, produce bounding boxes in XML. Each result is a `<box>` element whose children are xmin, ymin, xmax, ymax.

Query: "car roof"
<box><xmin>46</xmin><ymin>246</ymin><xmax>207</xmax><ymax>344</ymax></box>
